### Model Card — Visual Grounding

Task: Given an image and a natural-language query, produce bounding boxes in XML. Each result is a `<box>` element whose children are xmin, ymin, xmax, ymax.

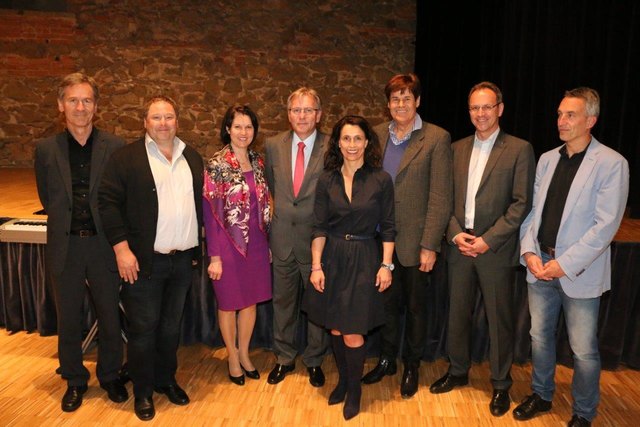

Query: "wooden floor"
<box><xmin>0</xmin><ymin>330</ymin><xmax>638</xmax><ymax>426</ymax></box>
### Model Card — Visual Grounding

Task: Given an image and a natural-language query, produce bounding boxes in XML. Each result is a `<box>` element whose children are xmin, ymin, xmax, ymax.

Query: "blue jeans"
<box><xmin>527</xmin><ymin>253</ymin><xmax>601</xmax><ymax>421</ymax></box>
<box><xmin>121</xmin><ymin>250</ymin><xmax>193</xmax><ymax>397</ymax></box>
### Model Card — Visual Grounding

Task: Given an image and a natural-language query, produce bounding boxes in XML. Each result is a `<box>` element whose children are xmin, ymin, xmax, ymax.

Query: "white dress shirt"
<box><xmin>464</xmin><ymin>128</ymin><xmax>499</xmax><ymax>229</ymax></box>
<box><xmin>145</xmin><ymin>134</ymin><xmax>198</xmax><ymax>253</ymax></box>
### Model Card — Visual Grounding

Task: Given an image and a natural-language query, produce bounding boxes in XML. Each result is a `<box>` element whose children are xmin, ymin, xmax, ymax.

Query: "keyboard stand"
<box><xmin>81</xmin><ymin>282</ymin><xmax>127</xmax><ymax>354</ymax></box>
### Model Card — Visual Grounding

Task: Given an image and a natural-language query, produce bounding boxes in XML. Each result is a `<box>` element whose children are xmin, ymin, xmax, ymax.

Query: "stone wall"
<box><xmin>0</xmin><ymin>0</ymin><xmax>416</xmax><ymax>166</ymax></box>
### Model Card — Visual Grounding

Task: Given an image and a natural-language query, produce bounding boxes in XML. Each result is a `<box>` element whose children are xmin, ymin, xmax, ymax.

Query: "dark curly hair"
<box><xmin>220</xmin><ymin>104</ymin><xmax>259</xmax><ymax>145</ymax></box>
<box><xmin>324</xmin><ymin>115</ymin><xmax>381</xmax><ymax>171</ymax></box>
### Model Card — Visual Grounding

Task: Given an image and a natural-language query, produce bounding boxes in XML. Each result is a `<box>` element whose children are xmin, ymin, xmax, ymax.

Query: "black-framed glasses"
<box><xmin>468</xmin><ymin>103</ymin><xmax>501</xmax><ymax>113</ymax></box>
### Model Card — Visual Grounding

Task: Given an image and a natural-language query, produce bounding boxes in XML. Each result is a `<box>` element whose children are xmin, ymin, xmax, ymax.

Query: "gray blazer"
<box><xmin>376</xmin><ymin>121</ymin><xmax>453</xmax><ymax>266</ymax></box>
<box><xmin>448</xmin><ymin>131</ymin><xmax>535</xmax><ymax>266</ymax></box>
<box><xmin>34</xmin><ymin>129</ymin><xmax>125</xmax><ymax>275</ymax></box>
<box><xmin>520</xmin><ymin>137</ymin><xmax>629</xmax><ymax>297</ymax></box>
<box><xmin>264</xmin><ymin>130</ymin><xmax>329</xmax><ymax>263</ymax></box>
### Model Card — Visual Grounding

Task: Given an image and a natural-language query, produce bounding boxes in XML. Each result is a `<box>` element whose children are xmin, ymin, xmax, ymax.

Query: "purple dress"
<box><xmin>204</xmin><ymin>171</ymin><xmax>272</xmax><ymax>310</ymax></box>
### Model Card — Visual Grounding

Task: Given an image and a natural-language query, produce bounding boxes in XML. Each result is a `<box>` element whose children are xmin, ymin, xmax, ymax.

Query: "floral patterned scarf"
<box><xmin>204</xmin><ymin>145</ymin><xmax>270</xmax><ymax>257</ymax></box>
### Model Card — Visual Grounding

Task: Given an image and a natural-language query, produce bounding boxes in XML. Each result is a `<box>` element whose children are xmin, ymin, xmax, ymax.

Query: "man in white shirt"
<box><xmin>99</xmin><ymin>96</ymin><xmax>203</xmax><ymax>421</ymax></box>
<box><xmin>429</xmin><ymin>82</ymin><xmax>535</xmax><ymax>418</ymax></box>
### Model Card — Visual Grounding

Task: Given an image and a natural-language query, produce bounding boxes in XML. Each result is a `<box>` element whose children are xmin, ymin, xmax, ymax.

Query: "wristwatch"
<box><xmin>380</xmin><ymin>262</ymin><xmax>395</xmax><ymax>271</ymax></box>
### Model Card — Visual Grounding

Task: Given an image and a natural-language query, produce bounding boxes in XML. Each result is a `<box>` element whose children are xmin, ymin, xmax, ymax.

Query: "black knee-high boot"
<box><xmin>343</xmin><ymin>343</ymin><xmax>366</xmax><ymax>420</ymax></box>
<box><xmin>329</xmin><ymin>335</ymin><xmax>347</xmax><ymax>405</ymax></box>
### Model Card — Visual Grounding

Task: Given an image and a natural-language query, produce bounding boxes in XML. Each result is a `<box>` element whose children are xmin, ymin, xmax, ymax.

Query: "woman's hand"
<box><xmin>310</xmin><ymin>269</ymin><xmax>325</xmax><ymax>293</ymax></box>
<box><xmin>208</xmin><ymin>256</ymin><xmax>223</xmax><ymax>281</ymax></box>
<box><xmin>375</xmin><ymin>267</ymin><xmax>392</xmax><ymax>292</ymax></box>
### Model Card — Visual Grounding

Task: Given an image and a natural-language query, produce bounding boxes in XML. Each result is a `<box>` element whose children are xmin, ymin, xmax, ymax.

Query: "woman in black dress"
<box><xmin>304</xmin><ymin>115</ymin><xmax>395</xmax><ymax>420</ymax></box>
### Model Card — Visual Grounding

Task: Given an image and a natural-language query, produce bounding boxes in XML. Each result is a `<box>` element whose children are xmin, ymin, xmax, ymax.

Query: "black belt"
<box><xmin>539</xmin><ymin>244</ymin><xmax>556</xmax><ymax>258</ymax></box>
<box><xmin>70</xmin><ymin>229</ymin><xmax>96</xmax><ymax>237</ymax></box>
<box><xmin>464</xmin><ymin>228</ymin><xmax>475</xmax><ymax>236</ymax></box>
<box><xmin>154</xmin><ymin>249</ymin><xmax>184</xmax><ymax>256</ymax></box>
<box><xmin>331</xmin><ymin>233</ymin><xmax>375</xmax><ymax>241</ymax></box>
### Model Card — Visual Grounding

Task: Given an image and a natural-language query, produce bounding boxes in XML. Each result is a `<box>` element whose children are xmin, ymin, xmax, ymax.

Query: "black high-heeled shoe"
<box><xmin>241</xmin><ymin>363</ymin><xmax>260</xmax><ymax>380</ymax></box>
<box><xmin>228</xmin><ymin>363</ymin><xmax>245</xmax><ymax>385</ymax></box>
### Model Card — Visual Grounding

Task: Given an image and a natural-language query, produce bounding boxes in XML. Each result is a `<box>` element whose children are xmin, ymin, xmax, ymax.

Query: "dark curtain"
<box><xmin>0</xmin><ymin>240</ymin><xmax>56</xmax><ymax>335</ymax></box>
<box><xmin>416</xmin><ymin>0</ymin><xmax>640</xmax><ymax>216</ymax></box>
<box><xmin>2</xmin><ymin>240</ymin><xmax>640</xmax><ymax>369</ymax></box>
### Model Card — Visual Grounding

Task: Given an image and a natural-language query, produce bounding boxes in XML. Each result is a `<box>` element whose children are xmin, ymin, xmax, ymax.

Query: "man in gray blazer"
<box><xmin>514</xmin><ymin>87</ymin><xmax>629</xmax><ymax>427</ymax></box>
<box><xmin>362</xmin><ymin>73</ymin><xmax>452</xmax><ymax>399</ymax></box>
<box><xmin>34</xmin><ymin>72</ymin><xmax>127</xmax><ymax>412</ymax></box>
<box><xmin>264</xmin><ymin>87</ymin><xmax>330</xmax><ymax>387</ymax></box>
<box><xmin>429</xmin><ymin>82</ymin><xmax>535</xmax><ymax>418</ymax></box>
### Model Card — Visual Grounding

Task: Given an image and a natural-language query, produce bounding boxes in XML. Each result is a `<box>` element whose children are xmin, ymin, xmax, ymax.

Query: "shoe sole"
<box><xmin>61</xmin><ymin>403</ymin><xmax>82</xmax><ymax>412</ymax></box>
<box><xmin>135</xmin><ymin>412</ymin><xmax>155</xmax><ymax>421</ymax></box>
<box><xmin>401</xmin><ymin>392</ymin><xmax>417</xmax><ymax>399</ymax></box>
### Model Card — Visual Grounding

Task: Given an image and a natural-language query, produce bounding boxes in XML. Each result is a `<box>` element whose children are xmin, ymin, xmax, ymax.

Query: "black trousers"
<box><xmin>121</xmin><ymin>251</ymin><xmax>193</xmax><ymax>398</ymax></box>
<box><xmin>379</xmin><ymin>253</ymin><xmax>431</xmax><ymax>364</ymax></box>
<box><xmin>52</xmin><ymin>235</ymin><xmax>122</xmax><ymax>386</ymax></box>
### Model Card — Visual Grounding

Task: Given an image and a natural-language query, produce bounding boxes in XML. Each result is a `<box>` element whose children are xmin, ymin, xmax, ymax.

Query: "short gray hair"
<box><xmin>287</xmin><ymin>87</ymin><xmax>322</xmax><ymax>110</ymax></box>
<box><xmin>564</xmin><ymin>87</ymin><xmax>600</xmax><ymax>117</ymax></box>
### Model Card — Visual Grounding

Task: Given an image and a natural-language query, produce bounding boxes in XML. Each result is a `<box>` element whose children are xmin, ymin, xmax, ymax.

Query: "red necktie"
<box><xmin>293</xmin><ymin>141</ymin><xmax>305</xmax><ymax>197</ymax></box>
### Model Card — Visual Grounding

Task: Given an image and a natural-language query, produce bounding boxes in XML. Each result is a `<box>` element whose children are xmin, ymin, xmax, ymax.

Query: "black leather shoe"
<box><xmin>400</xmin><ymin>364</ymin><xmax>419</xmax><ymax>399</ymax></box>
<box><xmin>489</xmin><ymin>389</ymin><xmax>511</xmax><ymax>416</ymax></box>
<box><xmin>134</xmin><ymin>396</ymin><xmax>155</xmax><ymax>421</ymax></box>
<box><xmin>429</xmin><ymin>372</ymin><xmax>469</xmax><ymax>394</ymax></box>
<box><xmin>154</xmin><ymin>384</ymin><xmax>190</xmax><ymax>405</ymax></box>
<box><xmin>267</xmin><ymin>363</ymin><xmax>295</xmax><ymax>384</ymax></box>
<box><xmin>512</xmin><ymin>393</ymin><xmax>552</xmax><ymax>421</ymax></box>
<box><xmin>229</xmin><ymin>373</ymin><xmax>245</xmax><ymax>385</ymax></box>
<box><xmin>361</xmin><ymin>358</ymin><xmax>397</xmax><ymax>384</ymax></box>
<box><xmin>568</xmin><ymin>414</ymin><xmax>591</xmax><ymax>426</ymax></box>
<box><xmin>307</xmin><ymin>366</ymin><xmax>325</xmax><ymax>387</ymax></box>
<box><xmin>101</xmin><ymin>379</ymin><xmax>128</xmax><ymax>403</ymax></box>
<box><xmin>241</xmin><ymin>364</ymin><xmax>260</xmax><ymax>380</ymax></box>
<box><xmin>61</xmin><ymin>384</ymin><xmax>88</xmax><ymax>412</ymax></box>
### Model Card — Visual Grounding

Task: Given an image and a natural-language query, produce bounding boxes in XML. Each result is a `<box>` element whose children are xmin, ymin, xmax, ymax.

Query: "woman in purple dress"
<box><xmin>203</xmin><ymin>105</ymin><xmax>272</xmax><ymax>385</ymax></box>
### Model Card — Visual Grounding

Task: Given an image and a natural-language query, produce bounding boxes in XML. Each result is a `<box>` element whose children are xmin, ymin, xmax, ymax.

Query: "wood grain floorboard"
<box><xmin>0</xmin><ymin>330</ymin><xmax>638</xmax><ymax>426</ymax></box>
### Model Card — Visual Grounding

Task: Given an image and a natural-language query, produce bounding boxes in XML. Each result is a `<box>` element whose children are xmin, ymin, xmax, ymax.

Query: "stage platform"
<box><xmin>1</xmin><ymin>167</ymin><xmax>640</xmax><ymax>371</ymax></box>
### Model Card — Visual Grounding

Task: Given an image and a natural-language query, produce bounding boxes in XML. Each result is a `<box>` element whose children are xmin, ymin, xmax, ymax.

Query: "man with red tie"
<box><xmin>264</xmin><ymin>88</ymin><xmax>330</xmax><ymax>387</ymax></box>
